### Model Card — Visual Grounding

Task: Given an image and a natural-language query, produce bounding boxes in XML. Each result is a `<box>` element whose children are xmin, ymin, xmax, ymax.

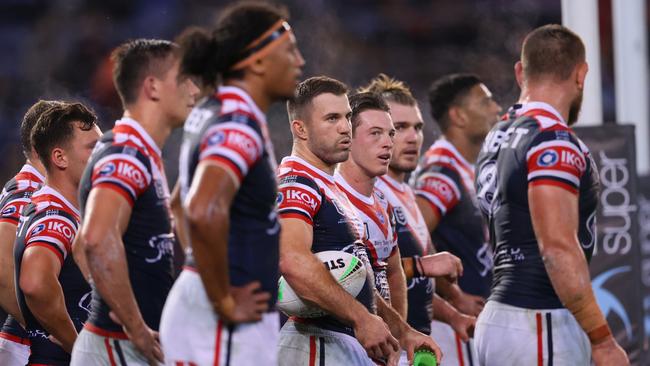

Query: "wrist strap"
<box><xmin>588</xmin><ymin>324</ymin><xmax>612</xmax><ymax>345</ymax></box>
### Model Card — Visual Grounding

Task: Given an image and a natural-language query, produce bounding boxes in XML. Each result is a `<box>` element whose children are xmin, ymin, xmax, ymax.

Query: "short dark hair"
<box><xmin>522</xmin><ymin>24</ymin><xmax>585</xmax><ymax>82</ymax></box>
<box><xmin>111</xmin><ymin>39</ymin><xmax>178</xmax><ymax>107</ymax></box>
<box><xmin>428</xmin><ymin>74</ymin><xmax>481</xmax><ymax>132</ymax></box>
<box><xmin>349</xmin><ymin>92</ymin><xmax>390</xmax><ymax>133</ymax></box>
<box><xmin>287</xmin><ymin>76</ymin><xmax>348</xmax><ymax>121</ymax></box>
<box><xmin>178</xmin><ymin>1</ymin><xmax>288</xmax><ymax>84</ymax></box>
<box><xmin>358</xmin><ymin>73</ymin><xmax>417</xmax><ymax>106</ymax></box>
<box><xmin>31</xmin><ymin>103</ymin><xmax>97</xmax><ymax>173</ymax></box>
<box><xmin>20</xmin><ymin>100</ymin><xmax>65</xmax><ymax>160</ymax></box>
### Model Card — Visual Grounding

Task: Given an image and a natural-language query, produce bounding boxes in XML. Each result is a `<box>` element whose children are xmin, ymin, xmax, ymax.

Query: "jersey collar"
<box><xmin>21</xmin><ymin>163</ymin><xmax>46</xmax><ymax>184</ymax></box>
<box><xmin>114</xmin><ymin>117</ymin><xmax>162</xmax><ymax>158</ymax></box>
<box><xmin>217</xmin><ymin>86</ymin><xmax>267</xmax><ymax>125</ymax></box>
<box><xmin>36</xmin><ymin>185</ymin><xmax>81</xmax><ymax>217</ymax></box>
<box><xmin>516</xmin><ymin>101</ymin><xmax>566</xmax><ymax>125</ymax></box>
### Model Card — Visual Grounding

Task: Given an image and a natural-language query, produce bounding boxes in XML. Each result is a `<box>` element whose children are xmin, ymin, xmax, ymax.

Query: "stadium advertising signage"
<box><xmin>574</xmin><ymin>125</ymin><xmax>643</xmax><ymax>363</ymax></box>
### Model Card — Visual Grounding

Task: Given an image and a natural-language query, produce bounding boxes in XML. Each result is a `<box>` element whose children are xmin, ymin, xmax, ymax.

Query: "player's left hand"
<box><xmin>450</xmin><ymin>291</ymin><xmax>485</xmax><ymax>317</ymax></box>
<box><xmin>400</xmin><ymin>327</ymin><xmax>442</xmax><ymax>365</ymax></box>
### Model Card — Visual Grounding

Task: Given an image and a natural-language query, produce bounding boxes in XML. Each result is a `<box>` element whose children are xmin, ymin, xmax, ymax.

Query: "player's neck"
<box><xmin>521</xmin><ymin>83</ymin><xmax>573</xmax><ymax>123</ymax></box>
<box><xmin>122</xmin><ymin>108</ymin><xmax>172</xmax><ymax>152</ymax></box>
<box><xmin>291</xmin><ymin>144</ymin><xmax>337</xmax><ymax>176</ymax></box>
<box><xmin>26</xmin><ymin>158</ymin><xmax>47</xmax><ymax>178</ymax></box>
<box><xmin>445</xmin><ymin>130</ymin><xmax>480</xmax><ymax>164</ymax></box>
<box><xmin>338</xmin><ymin>160</ymin><xmax>376</xmax><ymax>197</ymax></box>
<box><xmin>386</xmin><ymin>167</ymin><xmax>406</xmax><ymax>183</ymax></box>
<box><xmin>224</xmin><ymin>79</ymin><xmax>271</xmax><ymax>114</ymax></box>
<box><xmin>47</xmin><ymin>174</ymin><xmax>79</xmax><ymax>209</ymax></box>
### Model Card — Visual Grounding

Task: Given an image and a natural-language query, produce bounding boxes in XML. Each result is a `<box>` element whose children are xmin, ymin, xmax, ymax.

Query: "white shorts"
<box><xmin>474</xmin><ymin>301</ymin><xmax>591</xmax><ymax>366</ymax></box>
<box><xmin>0</xmin><ymin>334</ymin><xmax>30</xmax><ymax>366</ymax></box>
<box><xmin>70</xmin><ymin>328</ymin><xmax>153</xmax><ymax>366</ymax></box>
<box><xmin>159</xmin><ymin>269</ymin><xmax>279</xmax><ymax>366</ymax></box>
<box><xmin>278</xmin><ymin>319</ymin><xmax>381</xmax><ymax>366</ymax></box>
<box><xmin>429</xmin><ymin>320</ymin><xmax>477</xmax><ymax>366</ymax></box>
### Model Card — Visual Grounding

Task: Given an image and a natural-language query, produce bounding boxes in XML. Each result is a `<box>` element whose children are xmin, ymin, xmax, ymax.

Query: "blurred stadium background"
<box><xmin>2</xmin><ymin>0</ymin><xmax>649</xmax><ymax>363</ymax></box>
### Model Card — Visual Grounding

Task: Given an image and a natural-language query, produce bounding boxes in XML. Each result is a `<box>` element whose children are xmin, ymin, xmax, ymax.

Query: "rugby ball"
<box><xmin>277</xmin><ymin>250</ymin><xmax>367</xmax><ymax>318</ymax></box>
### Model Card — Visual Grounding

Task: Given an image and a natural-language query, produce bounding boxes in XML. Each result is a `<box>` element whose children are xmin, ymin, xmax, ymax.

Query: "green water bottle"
<box><xmin>413</xmin><ymin>348</ymin><xmax>437</xmax><ymax>366</ymax></box>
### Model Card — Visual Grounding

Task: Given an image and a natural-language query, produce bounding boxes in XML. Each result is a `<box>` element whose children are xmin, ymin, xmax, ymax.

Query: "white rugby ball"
<box><xmin>277</xmin><ymin>250</ymin><xmax>367</xmax><ymax>318</ymax></box>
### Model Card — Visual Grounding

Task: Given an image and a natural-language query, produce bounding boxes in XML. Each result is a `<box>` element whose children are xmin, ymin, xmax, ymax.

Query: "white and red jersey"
<box><xmin>412</xmin><ymin>138</ymin><xmax>493</xmax><ymax>298</ymax></box>
<box><xmin>335</xmin><ymin>173</ymin><xmax>397</xmax><ymax>303</ymax></box>
<box><xmin>14</xmin><ymin>186</ymin><xmax>90</xmax><ymax>364</ymax></box>
<box><xmin>375</xmin><ymin>175</ymin><xmax>434</xmax><ymax>334</ymax></box>
<box><xmin>0</xmin><ymin>164</ymin><xmax>45</xmax><ymax>225</ymax></box>
<box><xmin>277</xmin><ymin>156</ymin><xmax>375</xmax><ymax>336</ymax></box>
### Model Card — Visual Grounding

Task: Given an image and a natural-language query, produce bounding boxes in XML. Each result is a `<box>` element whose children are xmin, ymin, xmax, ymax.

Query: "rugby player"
<box><xmin>159</xmin><ymin>2</ymin><xmax>305</xmax><ymax>365</ymax></box>
<box><xmin>412</xmin><ymin>73</ymin><xmax>501</xmax><ymax>364</ymax></box>
<box><xmin>71</xmin><ymin>39</ymin><xmax>199</xmax><ymax>365</ymax></box>
<box><xmin>473</xmin><ymin>24</ymin><xmax>628</xmax><ymax>365</ymax></box>
<box><xmin>15</xmin><ymin>102</ymin><xmax>100</xmax><ymax>365</ymax></box>
<box><xmin>0</xmin><ymin>100</ymin><xmax>59</xmax><ymax>366</ymax></box>
<box><xmin>335</xmin><ymin>91</ymin><xmax>446</xmax><ymax>363</ymax></box>
<box><xmin>360</xmin><ymin>74</ymin><xmax>477</xmax><ymax>366</ymax></box>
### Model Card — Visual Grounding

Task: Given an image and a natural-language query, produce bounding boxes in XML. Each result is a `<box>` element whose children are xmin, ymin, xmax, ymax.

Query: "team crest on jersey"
<box><xmin>537</xmin><ymin>150</ymin><xmax>559</xmax><ymax>167</ymax></box>
<box><xmin>376</xmin><ymin>210</ymin><xmax>385</xmax><ymax>225</ymax></box>
<box><xmin>1</xmin><ymin>205</ymin><xmax>16</xmax><ymax>216</ymax></box>
<box><xmin>98</xmin><ymin>162</ymin><xmax>116</xmax><ymax>176</ymax></box>
<box><xmin>330</xmin><ymin>198</ymin><xmax>346</xmax><ymax>216</ymax></box>
<box><xmin>30</xmin><ymin>223</ymin><xmax>46</xmax><ymax>236</ymax></box>
<box><xmin>392</xmin><ymin>207</ymin><xmax>407</xmax><ymax>226</ymax></box>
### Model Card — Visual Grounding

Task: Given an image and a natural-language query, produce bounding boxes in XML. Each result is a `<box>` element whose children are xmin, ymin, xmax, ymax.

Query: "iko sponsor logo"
<box><xmin>117</xmin><ymin>161</ymin><xmax>146</xmax><ymax>189</ymax></box>
<box><xmin>48</xmin><ymin>220</ymin><xmax>75</xmax><ymax>240</ymax></box>
<box><xmin>592</xmin><ymin>266</ymin><xmax>633</xmax><ymax>340</ymax></box>
<box><xmin>98</xmin><ymin>162</ymin><xmax>116</xmax><ymax>176</ymax></box>
<box><xmin>537</xmin><ymin>150</ymin><xmax>559</xmax><ymax>167</ymax></box>
<box><xmin>208</xmin><ymin>130</ymin><xmax>226</xmax><ymax>145</ymax></box>
<box><xmin>422</xmin><ymin>177</ymin><xmax>454</xmax><ymax>203</ymax></box>
<box><xmin>276</xmin><ymin>192</ymin><xmax>284</xmax><ymax>205</ymax></box>
<box><xmin>560</xmin><ymin>149</ymin><xmax>586</xmax><ymax>172</ymax></box>
<box><xmin>1</xmin><ymin>205</ymin><xmax>17</xmax><ymax>216</ymax></box>
<box><xmin>227</xmin><ymin>131</ymin><xmax>258</xmax><ymax>160</ymax></box>
<box><xmin>30</xmin><ymin>223</ymin><xmax>46</xmax><ymax>236</ymax></box>
<box><xmin>145</xmin><ymin>233</ymin><xmax>175</xmax><ymax>263</ymax></box>
<box><xmin>595</xmin><ymin>151</ymin><xmax>636</xmax><ymax>256</ymax></box>
<box><xmin>286</xmin><ymin>189</ymin><xmax>318</xmax><ymax>211</ymax></box>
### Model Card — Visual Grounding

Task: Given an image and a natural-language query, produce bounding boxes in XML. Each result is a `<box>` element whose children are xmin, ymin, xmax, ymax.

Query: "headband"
<box><xmin>230</xmin><ymin>20</ymin><xmax>293</xmax><ymax>71</ymax></box>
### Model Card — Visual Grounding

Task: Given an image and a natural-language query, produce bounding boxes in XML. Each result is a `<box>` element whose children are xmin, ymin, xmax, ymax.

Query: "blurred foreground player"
<box><xmin>361</xmin><ymin>75</ymin><xmax>476</xmax><ymax>366</ymax></box>
<box><xmin>71</xmin><ymin>39</ymin><xmax>198</xmax><ymax>365</ymax></box>
<box><xmin>159</xmin><ymin>2</ymin><xmax>305</xmax><ymax>365</ymax></box>
<box><xmin>15</xmin><ymin>102</ymin><xmax>100</xmax><ymax>365</ymax></box>
<box><xmin>0</xmin><ymin>100</ymin><xmax>58</xmax><ymax>366</ymax></box>
<box><xmin>473</xmin><ymin>24</ymin><xmax>628</xmax><ymax>365</ymax></box>
<box><xmin>412</xmin><ymin>73</ymin><xmax>501</xmax><ymax>365</ymax></box>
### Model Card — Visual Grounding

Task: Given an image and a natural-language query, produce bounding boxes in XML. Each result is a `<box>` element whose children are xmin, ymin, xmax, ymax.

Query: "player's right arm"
<box><xmin>278</xmin><ymin>217</ymin><xmax>399</xmax><ymax>361</ymax></box>
<box><xmin>431</xmin><ymin>294</ymin><xmax>475</xmax><ymax>342</ymax></box>
<box><xmin>184</xmin><ymin>162</ymin><xmax>269</xmax><ymax>323</ymax></box>
<box><xmin>527</xmin><ymin>134</ymin><xmax>628</xmax><ymax>365</ymax></box>
<box><xmin>169</xmin><ymin>181</ymin><xmax>190</xmax><ymax>251</ymax></box>
<box><xmin>0</xmin><ymin>219</ymin><xmax>25</xmax><ymax>325</ymax></box>
<box><xmin>79</xmin><ymin>151</ymin><xmax>163</xmax><ymax>365</ymax></box>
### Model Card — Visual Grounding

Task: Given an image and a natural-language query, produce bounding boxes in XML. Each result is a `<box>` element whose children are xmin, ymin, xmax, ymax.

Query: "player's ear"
<box><xmin>575</xmin><ymin>61</ymin><xmax>588</xmax><ymax>90</ymax></box>
<box><xmin>248</xmin><ymin>57</ymin><xmax>266</xmax><ymax>77</ymax></box>
<box><xmin>51</xmin><ymin>147</ymin><xmax>68</xmax><ymax>170</ymax></box>
<box><xmin>143</xmin><ymin>76</ymin><xmax>161</xmax><ymax>102</ymax></box>
<box><xmin>514</xmin><ymin>61</ymin><xmax>524</xmax><ymax>88</ymax></box>
<box><xmin>291</xmin><ymin>119</ymin><xmax>308</xmax><ymax>140</ymax></box>
<box><xmin>448</xmin><ymin>106</ymin><xmax>466</xmax><ymax>128</ymax></box>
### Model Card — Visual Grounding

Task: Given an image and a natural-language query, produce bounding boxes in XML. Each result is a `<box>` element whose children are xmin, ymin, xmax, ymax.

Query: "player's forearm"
<box><xmin>375</xmin><ymin>293</ymin><xmax>409</xmax><ymax>340</ymax></box>
<box><xmin>86</xmin><ymin>235</ymin><xmax>146</xmax><ymax>333</ymax></box>
<box><xmin>435</xmin><ymin>277</ymin><xmax>461</xmax><ymax>301</ymax></box>
<box><xmin>72</xmin><ymin>236</ymin><xmax>91</xmax><ymax>282</ymax></box>
<box><xmin>387</xmin><ymin>254</ymin><xmax>407</xmax><ymax>319</ymax></box>
<box><xmin>170</xmin><ymin>183</ymin><xmax>190</xmax><ymax>251</ymax></box>
<box><xmin>281</xmin><ymin>250</ymin><xmax>370</xmax><ymax>326</ymax></box>
<box><xmin>542</xmin><ymin>241</ymin><xmax>610</xmax><ymax>344</ymax></box>
<box><xmin>25</xmin><ymin>280</ymin><xmax>77</xmax><ymax>353</ymax></box>
<box><xmin>432</xmin><ymin>294</ymin><xmax>460</xmax><ymax>324</ymax></box>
